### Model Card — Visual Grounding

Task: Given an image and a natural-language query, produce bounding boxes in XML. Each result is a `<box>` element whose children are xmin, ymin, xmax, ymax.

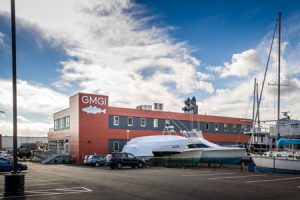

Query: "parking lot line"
<box><xmin>24</xmin><ymin>178</ymin><xmax>61</xmax><ymax>183</ymax></box>
<box><xmin>26</xmin><ymin>182</ymin><xmax>71</xmax><ymax>187</ymax></box>
<box><xmin>181</xmin><ymin>172</ymin><xmax>235</xmax><ymax>177</ymax></box>
<box><xmin>247</xmin><ymin>177</ymin><xmax>300</xmax><ymax>183</ymax></box>
<box><xmin>0</xmin><ymin>187</ymin><xmax>92</xmax><ymax>199</ymax></box>
<box><xmin>209</xmin><ymin>174</ymin><xmax>266</xmax><ymax>180</ymax></box>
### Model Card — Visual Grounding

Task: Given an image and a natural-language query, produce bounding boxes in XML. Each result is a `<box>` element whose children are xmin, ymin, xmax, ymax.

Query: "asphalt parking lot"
<box><xmin>0</xmin><ymin>163</ymin><xmax>299</xmax><ymax>200</ymax></box>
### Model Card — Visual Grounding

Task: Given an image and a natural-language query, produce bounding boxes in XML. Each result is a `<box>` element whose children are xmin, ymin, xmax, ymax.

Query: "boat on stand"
<box><xmin>123</xmin><ymin>126</ymin><xmax>247</xmax><ymax>165</ymax></box>
<box><xmin>250</xmin><ymin>12</ymin><xmax>300</xmax><ymax>174</ymax></box>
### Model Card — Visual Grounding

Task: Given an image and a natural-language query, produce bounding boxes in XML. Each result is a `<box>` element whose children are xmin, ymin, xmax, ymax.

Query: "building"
<box><xmin>48</xmin><ymin>93</ymin><xmax>250</xmax><ymax>164</ymax></box>
<box><xmin>0</xmin><ymin>135</ymin><xmax>47</xmax><ymax>149</ymax></box>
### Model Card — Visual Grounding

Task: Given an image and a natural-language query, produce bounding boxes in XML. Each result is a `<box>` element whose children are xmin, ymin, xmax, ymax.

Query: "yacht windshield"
<box><xmin>188</xmin><ymin>144</ymin><xmax>209</xmax><ymax>148</ymax></box>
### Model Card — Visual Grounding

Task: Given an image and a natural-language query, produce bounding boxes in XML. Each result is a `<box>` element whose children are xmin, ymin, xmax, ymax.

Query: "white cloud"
<box><xmin>210</xmin><ymin>49</ymin><xmax>262</xmax><ymax>78</ymax></box>
<box><xmin>0</xmin><ymin>79</ymin><xmax>68</xmax><ymax>115</ymax></box>
<box><xmin>0</xmin><ymin>0</ymin><xmax>214</xmax><ymax>111</ymax></box>
<box><xmin>0</xmin><ymin>79</ymin><xmax>68</xmax><ymax>136</ymax></box>
<box><xmin>0</xmin><ymin>119</ymin><xmax>51</xmax><ymax>137</ymax></box>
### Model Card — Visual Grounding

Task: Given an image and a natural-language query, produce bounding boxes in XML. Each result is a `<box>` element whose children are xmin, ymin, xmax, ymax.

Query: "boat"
<box><xmin>251</xmin><ymin>12</ymin><xmax>300</xmax><ymax>174</ymax></box>
<box><xmin>122</xmin><ymin>126</ymin><xmax>247</xmax><ymax>164</ymax></box>
<box><xmin>165</xmin><ymin>130</ymin><xmax>247</xmax><ymax>164</ymax></box>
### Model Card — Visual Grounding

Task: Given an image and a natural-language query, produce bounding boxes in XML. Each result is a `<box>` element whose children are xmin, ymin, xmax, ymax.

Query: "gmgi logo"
<box><xmin>81</xmin><ymin>95</ymin><xmax>107</xmax><ymax>115</ymax></box>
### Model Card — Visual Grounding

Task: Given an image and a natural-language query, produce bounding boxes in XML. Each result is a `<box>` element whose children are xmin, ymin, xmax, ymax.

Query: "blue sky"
<box><xmin>0</xmin><ymin>0</ymin><xmax>300</xmax><ymax>136</ymax></box>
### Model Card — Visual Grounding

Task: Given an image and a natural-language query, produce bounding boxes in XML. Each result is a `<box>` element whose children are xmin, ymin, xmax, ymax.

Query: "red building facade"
<box><xmin>48</xmin><ymin>93</ymin><xmax>250</xmax><ymax>164</ymax></box>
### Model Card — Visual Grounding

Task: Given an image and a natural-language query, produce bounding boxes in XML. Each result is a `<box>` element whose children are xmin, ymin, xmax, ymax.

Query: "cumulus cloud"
<box><xmin>210</xmin><ymin>49</ymin><xmax>262</xmax><ymax>78</ymax></box>
<box><xmin>0</xmin><ymin>0</ymin><xmax>214</xmax><ymax>112</ymax></box>
<box><xmin>0</xmin><ymin>118</ymin><xmax>51</xmax><ymax>137</ymax></box>
<box><xmin>0</xmin><ymin>79</ymin><xmax>68</xmax><ymax>136</ymax></box>
<box><xmin>0</xmin><ymin>79</ymin><xmax>68</xmax><ymax>115</ymax></box>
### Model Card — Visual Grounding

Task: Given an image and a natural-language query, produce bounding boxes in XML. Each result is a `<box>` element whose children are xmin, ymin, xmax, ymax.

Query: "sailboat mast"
<box><xmin>277</xmin><ymin>12</ymin><xmax>281</xmax><ymax>136</ymax></box>
<box><xmin>250</xmin><ymin>78</ymin><xmax>257</xmax><ymax>148</ymax></box>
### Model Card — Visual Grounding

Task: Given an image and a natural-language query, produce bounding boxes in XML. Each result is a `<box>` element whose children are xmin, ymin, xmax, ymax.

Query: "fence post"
<box><xmin>213</xmin><ymin>158</ymin><xmax>216</xmax><ymax>171</ymax></box>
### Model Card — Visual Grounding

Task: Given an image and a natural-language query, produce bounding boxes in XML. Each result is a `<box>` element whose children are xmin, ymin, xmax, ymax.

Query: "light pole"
<box><xmin>4</xmin><ymin>0</ymin><xmax>25</xmax><ymax>197</ymax></box>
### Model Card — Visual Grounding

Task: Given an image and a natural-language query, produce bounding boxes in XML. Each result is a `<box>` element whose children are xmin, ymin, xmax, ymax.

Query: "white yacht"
<box><xmin>122</xmin><ymin>127</ymin><xmax>247</xmax><ymax>164</ymax></box>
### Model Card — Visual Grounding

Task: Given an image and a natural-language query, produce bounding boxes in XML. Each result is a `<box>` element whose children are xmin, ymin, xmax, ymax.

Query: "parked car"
<box><xmin>0</xmin><ymin>157</ymin><xmax>27</xmax><ymax>172</ymax></box>
<box><xmin>17</xmin><ymin>148</ymin><xmax>32</xmax><ymax>159</ymax></box>
<box><xmin>84</xmin><ymin>155</ymin><xmax>91</xmax><ymax>166</ymax></box>
<box><xmin>105</xmin><ymin>152</ymin><xmax>145</xmax><ymax>169</ymax></box>
<box><xmin>86</xmin><ymin>155</ymin><xmax>106</xmax><ymax>167</ymax></box>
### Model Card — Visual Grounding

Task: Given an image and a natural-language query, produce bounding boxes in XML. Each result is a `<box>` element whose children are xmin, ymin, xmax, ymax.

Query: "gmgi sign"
<box><xmin>81</xmin><ymin>96</ymin><xmax>107</xmax><ymax>106</ymax></box>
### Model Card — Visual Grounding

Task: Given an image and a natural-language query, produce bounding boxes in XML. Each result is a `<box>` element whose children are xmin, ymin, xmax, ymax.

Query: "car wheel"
<box><xmin>137</xmin><ymin>162</ymin><xmax>144</xmax><ymax>168</ymax></box>
<box><xmin>95</xmin><ymin>162</ymin><xmax>100</xmax><ymax>167</ymax></box>
<box><xmin>116</xmin><ymin>162</ymin><xmax>123</xmax><ymax>169</ymax></box>
<box><xmin>16</xmin><ymin>167</ymin><xmax>21</xmax><ymax>173</ymax></box>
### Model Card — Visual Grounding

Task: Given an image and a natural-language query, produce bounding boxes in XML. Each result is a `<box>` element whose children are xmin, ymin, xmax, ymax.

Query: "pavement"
<box><xmin>0</xmin><ymin>162</ymin><xmax>299</xmax><ymax>200</ymax></box>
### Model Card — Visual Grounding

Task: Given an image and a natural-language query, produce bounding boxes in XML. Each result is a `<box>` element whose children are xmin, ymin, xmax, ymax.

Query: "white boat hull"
<box><xmin>252</xmin><ymin>154</ymin><xmax>300</xmax><ymax>174</ymax></box>
<box><xmin>166</xmin><ymin>147</ymin><xmax>247</xmax><ymax>164</ymax></box>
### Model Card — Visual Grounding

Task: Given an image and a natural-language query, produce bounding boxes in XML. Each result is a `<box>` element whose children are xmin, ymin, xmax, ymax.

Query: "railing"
<box><xmin>270</xmin><ymin>126</ymin><xmax>300</xmax><ymax>136</ymax></box>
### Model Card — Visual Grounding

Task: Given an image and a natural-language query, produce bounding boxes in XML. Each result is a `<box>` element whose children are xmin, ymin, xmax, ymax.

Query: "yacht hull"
<box><xmin>166</xmin><ymin>148</ymin><xmax>246</xmax><ymax>164</ymax></box>
<box><xmin>252</xmin><ymin>155</ymin><xmax>300</xmax><ymax>174</ymax></box>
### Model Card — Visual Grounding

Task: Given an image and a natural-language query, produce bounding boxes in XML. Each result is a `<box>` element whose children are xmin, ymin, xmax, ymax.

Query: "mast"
<box><xmin>277</xmin><ymin>12</ymin><xmax>281</xmax><ymax>137</ymax></box>
<box><xmin>250</xmin><ymin>78</ymin><xmax>257</xmax><ymax>148</ymax></box>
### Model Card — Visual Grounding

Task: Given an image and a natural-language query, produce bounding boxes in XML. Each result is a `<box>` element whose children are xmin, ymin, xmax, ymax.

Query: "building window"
<box><xmin>233</xmin><ymin>124</ymin><xmax>237</xmax><ymax>132</ymax></box>
<box><xmin>153</xmin><ymin>119</ymin><xmax>158</xmax><ymax>128</ymax></box>
<box><xmin>224</xmin><ymin>124</ymin><xmax>228</xmax><ymax>131</ymax></box>
<box><xmin>113</xmin><ymin>142</ymin><xmax>119</xmax><ymax>152</ymax></box>
<box><xmin>66</xmin><ymin>116</ymin><xmax>70</xmax><ymax>128</ymax></box>
<box><xmin>246</xmin><ymin>125</ymin><xmax>251</xmax><ymax>132</ymax></box>
<box><xmin>165</xmin><ymin>120</ymin><xmax>170</xmax><ymax>127</ymax></box>
<box><xmin>215</xmin><ymin>123</ymin><xmax>219</xmax><ymax>131</ymax></box>
<box><xmin>113</xmin><ymin>116</ymin><xmax>119</xmax><ymax>126</ymax></box>
<box><xmin>58</xmin><ymin>118</ymin><xmax>65</xmax><ymax>129</ymax></box>
<box><xmin>54</xmin><ymin>116</ymin><xmax>70</xmax><ymax>130</ymax></box>
<box><xmin>241</xmin><ymin>125</ymin><xmax>245</xmax><ymax>132</ymax></box>
<box><xmin>205</xmin><ymin>123</ymin><xmax>209</xmax><ymax>130</ymax></box>
<box><xmin>54</xmin><ymin>120</ymin><xmax>58</xmax><ymax>130</ymax></box>
<box><xmin>141</xmin><ymin>118</ymin><xmax>146</xmax><ymax>127</ymax></box>
<box><xmin>128</xmin><ymin>117</ymin><xmax>133</xmax><ymax>126</ymax></box>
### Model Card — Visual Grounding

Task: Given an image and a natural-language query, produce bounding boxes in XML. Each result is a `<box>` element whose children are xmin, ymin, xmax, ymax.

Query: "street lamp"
<box><xmin>4</xmin><ymin>0</ymin><xmax>25</xmax><ymax>197</ymax></box>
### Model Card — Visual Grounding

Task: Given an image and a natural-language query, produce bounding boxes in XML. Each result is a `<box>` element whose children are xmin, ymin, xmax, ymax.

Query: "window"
<box><xmin>224</xmin><ymin>124</ymin><xmax>228</xmax><ymax>131</ymax></box>
<box><xmin>127</xmin><ymin>153</ymin><xmax>135</xmax><ymax>159</ymax></box>
<box><xmin>141</xmin><ymin>118</ymin><xmax>146</xmax><ymax>127</ymax></box>
<box><xmin>113</xmin><ymin>142</ymin><xmax>119</xmax><ymax>152</ymax></box>
<box><xmin>54</xmin><ymin>120</ymin><xmax>58</xmax><ymax>130</ymax></box>
<box><xmin>246</xmin><ymin>125</ymin><xmax>251</xmax><ymax>132</ymax></box>
<box><xmin>165</xmin><ymin>120</ymin><xmax>170</xmax><ymax>127</ymax></box>
<box><xmin>241</xmin><ymin>125</ymin><xmax>245</xmax><ymax>132</ymax></box>
<box><xmin>58</xmin><ymin>118</ymin><xmax>65</xmax><ymax>129</ymax></box>
<box><xmin>233</xmin><ymin>124</ymin><xmax>237</xmax><ymax>132</ymax></box>
<box><xmin>113</xmin><ymin>116</ymin><xmax>119</xmax><ymax>126</ymax></box>
<box><xmin>205</xmin><ymin>123</ymin><xmax>209</xmax><ymax>130</ymax></box>
<box><xmin>128</xmin><ymin>117</ymin><xmax>133</xmax><ymax>126</ymax></box>
<box><xmin>54</xmin><ymin>116</ymin><xmax>70</xmax><ymax>130</ymax></box>
<box><xmin>215</xmin><ymin>123</ymin><xmax>219</xmax><ymax>131</ymax></box>
<box><xmin>66</xmin><ymin>116</ymin><xmax>70</xmax><ymax>128</ymax></box>
<box><xmin>153</xmin><ymin>118</ymin><xmax>158</xmax><ymax>128</ymax></box>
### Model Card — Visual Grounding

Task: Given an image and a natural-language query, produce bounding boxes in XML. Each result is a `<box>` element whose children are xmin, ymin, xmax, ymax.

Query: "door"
<box><xmin>125</xmin><ymin>153</ymin><xmax>138</xmax><ymax>166</ymax></box>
